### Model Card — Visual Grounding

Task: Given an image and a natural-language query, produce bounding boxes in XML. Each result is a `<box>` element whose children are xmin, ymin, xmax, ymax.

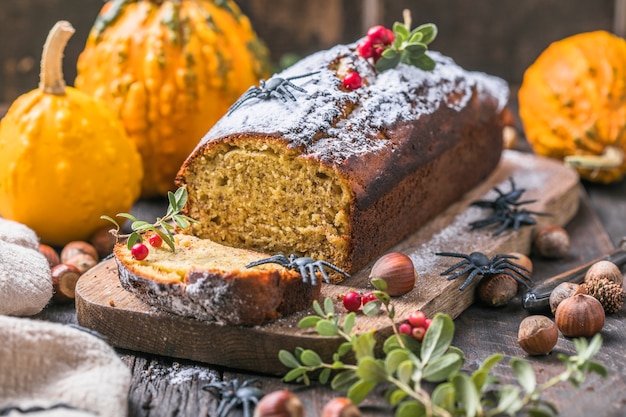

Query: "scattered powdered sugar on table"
<box><xmin>143</xmin><ymin>361</ymin><xmax>217</xmax><ymax>385</ymax></box>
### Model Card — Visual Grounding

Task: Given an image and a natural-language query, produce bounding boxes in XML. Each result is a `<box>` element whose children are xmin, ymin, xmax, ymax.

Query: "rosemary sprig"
<box><xmin>376</xmin><ymin>10</ymin><xmax>438</xmax><ymax>72</ymax></box>
<box><xmin>101</xmin><ymin>187</ymin><xmax>198</xmax><ymax>252</ymax></box>
<box><xmin>279</xmin><ymin>278</ymin><xmax>607</xmax><ymax>417</ymax></box>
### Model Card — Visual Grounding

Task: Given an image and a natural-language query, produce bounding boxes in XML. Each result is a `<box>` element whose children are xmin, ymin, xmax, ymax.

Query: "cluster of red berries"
<box><xmin>130</xmin><ymin>233</ymin><xmax>163</xmax><ymax>260</ymax></box>
<box><xmin>398</xmin><ymin>310</ymin><xmax>432</xmax><ymax>342</ymax></box>
<box><xmin>357</xmin><ymin>25</ymin><xmax>395</xmax><ymax>62</ymax></box>
<box><xmin>341</xmin><ymin>290</ymin><xmax>377</xmax><ymax>312</ymax></box>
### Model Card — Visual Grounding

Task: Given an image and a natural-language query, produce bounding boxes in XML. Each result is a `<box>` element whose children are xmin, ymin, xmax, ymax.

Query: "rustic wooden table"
<box><xmin>33</xmin><ymin>172</ymin><xmax>626</xmax><ymax>417</ymax></box>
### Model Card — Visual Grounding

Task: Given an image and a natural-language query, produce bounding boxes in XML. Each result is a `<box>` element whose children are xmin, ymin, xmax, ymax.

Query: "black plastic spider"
<box><xmin>469</xmin><ymin>207</ymin><xmax>551</xmax><ymax>236</ymax></box>
<box><xmin>436</xmin><ymin>251</ymin><xmax>533</xmax><ymax>291</ymax></box>
<box><xmin>227</xmin><ymin>71</ymin><xmax>320</xmax><ymax>115</ymax></box>
<box><xmin>246</xmin><ymin>254</ymin><xmax>350</xmax><ymax>285</ymax></box>
<box><xmin>471</xmin><ymin>177</ymin><xmax>536</xmax><ymax>213</ymax></box>
<box><xmin>203</xmin><ymin>378</ymin><xmax>264</xmax><ymax>417</ymax></box>
<box><xmin>470</xmin><ymin>177</ymin><xmax>550</xmax><ymax>236</ymax></box>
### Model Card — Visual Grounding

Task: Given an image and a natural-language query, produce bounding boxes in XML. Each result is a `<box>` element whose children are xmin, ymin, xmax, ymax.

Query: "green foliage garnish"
<box><xmin>280</xmin><ymin>279</ymin><xmax>607</xmax><ymax>417</ymax></box>
<box><xmin>101</xmin><ymin>186</ymin><xmax>198</xmax><ymax>252</ymax></box>
<box><xmin>376</xmin><ymin>10</ymin><xmax>438</xmax><ymax>72</ymax></box>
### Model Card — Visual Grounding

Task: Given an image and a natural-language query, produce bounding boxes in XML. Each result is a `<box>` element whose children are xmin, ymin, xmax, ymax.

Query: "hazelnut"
<box><xmin>518</xmin><ymin>315</ymin><xmax>558</xmax><ymax>355</ymax></box>
<box><xmin>321</xmin><ymin>397</ymin><xmax>362</xmax><ymax>417</ymax></box>
<box><xmin>507</xmin><ymin>252</ymin><xmax>533</xmax><ymax>275</ymax></box>
<box><xmin>368</xmin><ymin>252</ymin><xmax>416</xmax><ymax>296</ymax></box>
<box><xmin>61</xmin><ymin>241</ymin><xmax>99</xmax><ymax>264</ymax></box>
<box><xmin>555</xmin><ymin>293</ymin><xmax>605</xmax><ymax>337</ymax></box>
<box><xmin>89</xmin><ymin>226</ymin><xmax>117</xmax><ymax>259</ymax></box>
<box><xmin>51</xmin><ymin>263</ymin><xmax>82</xmax><ymax>302</ymax></box>
<box><xmin>533</xmin><ymin>225</ymin><xmax>570</xmax><ymax>259</ymax></box>
<box><xmin>584</xmin><ymin>260</ymin><xmax>623</xmax><ymax>286</ymax></box>
<box><xmin>66</xmin><ymin>253</ymin><xmax>98</xmax><ymax>274</ymax></box>
<box><xmin>38</xmin><ymin>244</ymin><xmax>60</xmax><ymax>268</ymax></box>
<box><xmin>477</xmin><ymin>273</ymin><xmax>518</xmax><ymax>307</ymax></box>
<box><xmin>549</xmin><ymin>282</ymin><xmax>585</xmax><ymax>315</ymax></box>
<box><xmin>253</xmin><ymin>390</ymin><xmax>303</xmax><ymax>417</ymax></box>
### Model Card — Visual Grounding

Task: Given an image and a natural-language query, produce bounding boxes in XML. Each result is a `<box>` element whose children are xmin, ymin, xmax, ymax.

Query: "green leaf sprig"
<box><xmin>101</xmin><ymin>186</ymin><xmax>198</xmax><ymax>252</ymax></box>
<box><xmin>279</xmin><ymin>278</ymin><xmax>608</xmax><ymax>417</ymax></box>
<box><xmin>376</xmin><ymin>9</ymin><xmax>438</xmax><ymax>72</ymax></box>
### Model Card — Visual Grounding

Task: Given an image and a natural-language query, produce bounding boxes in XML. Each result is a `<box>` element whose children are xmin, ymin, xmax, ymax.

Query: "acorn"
<box><xmin>477</xmin><ymin>273</ymin><xmax>518</xmax><ymax>307</ymax></box>
<box><xmin>368</xmin><ymin>252</ymin><xmax>416</xmax><ymax>296</ymax></box>
<box><xmin>584</xmin><ymin>260</ymin><xmax>623</xmax><ymax>286</ymax></box>
<box><xmin>38</xmin><ymin>243</ymin><xmax>60</xmax><ymax>268</ymax></box>
<box><xmin>518</xmin><ymin>315</ymin><xmax>558</xmax><ymax>355</ymax></box>
<box><xmin>555</xmin><ymin>293</ymin><xmax>605</xmax><ymax>337</ymax></box>
<box><xmin>60</xmin><ymin>241</ymin><xmax>99</xmax><ymax>264</ymax></box>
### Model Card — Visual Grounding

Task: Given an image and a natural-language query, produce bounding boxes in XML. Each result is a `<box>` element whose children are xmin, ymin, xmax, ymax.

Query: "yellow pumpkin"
<box><xmin>0</xmin><ymin>21</ymin><xmax>143</xmax><ymax>247</ymax></box>
<box><xmin>518</xmin><ymin>30</ymin><xmax>626</xmax><ymax>184</ymax></box>
<box><xmin>75</xmin><ymin>0</ymin><xmax>272</xmax><ymax>197</ymax></box>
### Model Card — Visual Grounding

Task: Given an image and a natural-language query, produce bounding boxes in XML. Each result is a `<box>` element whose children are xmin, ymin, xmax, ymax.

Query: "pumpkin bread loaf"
<box><xmin>114</xmin><ymin>234</ymin><xmax>320</xmax><ymax>326</ymax></box>
<box><xmin>176</xmin><ymin>44</ymin><xmax>510</xmax><ymax>281</ymax></box>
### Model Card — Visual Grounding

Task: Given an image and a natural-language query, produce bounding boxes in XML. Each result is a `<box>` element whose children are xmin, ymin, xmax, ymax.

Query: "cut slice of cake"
<box><xmin>114</xmin><ymin>234</ymin><xmax>320</xmax><ymax>326</ymax></box>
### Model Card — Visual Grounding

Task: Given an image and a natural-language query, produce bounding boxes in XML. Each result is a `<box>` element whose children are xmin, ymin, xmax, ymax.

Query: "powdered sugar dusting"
<box><xmin>198</xmin><ymin>42</ymin><xmax>508</xmax><ymax>165</ymax></box>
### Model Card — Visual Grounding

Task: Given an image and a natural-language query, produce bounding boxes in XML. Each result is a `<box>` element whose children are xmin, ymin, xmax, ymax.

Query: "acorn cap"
<box><xmin>581</xmin><ymin>276</ymin><xmax>626</xmax><ymax>314</ymax></box>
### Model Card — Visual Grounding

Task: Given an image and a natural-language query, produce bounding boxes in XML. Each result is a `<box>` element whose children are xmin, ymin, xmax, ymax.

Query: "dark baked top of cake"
<box><xmin>195</xmin><ymin>43</ymin><xmax>509</xmax><ymax>163</ymax></box>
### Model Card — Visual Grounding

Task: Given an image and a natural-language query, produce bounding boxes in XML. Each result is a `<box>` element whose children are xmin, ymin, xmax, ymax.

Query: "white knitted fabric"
<box><xmin>0</xmin><ymin>218</ymin><xmax>52</xmax><ymax>316</ymax></box>
<box><xmin>0</xmin><ymin>315</ymin><xmax>130</xmax><ymax>416</ymax></box>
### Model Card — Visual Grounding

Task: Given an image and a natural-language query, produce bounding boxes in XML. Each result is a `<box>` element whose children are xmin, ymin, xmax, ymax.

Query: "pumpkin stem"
<box><xmin>39</xmin><ymin>20</ymin><xmax>75</xmax><ymax>95</ymax></box>
<box><xmin>564</xmin><ymin>146</ymin><xmax>624</xmax><ymax>170</ymax></box>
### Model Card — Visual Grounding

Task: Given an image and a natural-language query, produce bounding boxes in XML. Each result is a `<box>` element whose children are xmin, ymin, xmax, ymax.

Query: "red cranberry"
<box><xmin>342</xmin><ymin>71</ymin><xmax>363</xmax><ymax>90</ymax></box>
<box><xmin>412</xmin><ymin>327</ymin><xmax>426</xmax><ymax>342</ymax></box>
<box><xmin>399</xmin><ymin>322</ymin><xmax>412</xmax><ymax>335</ymax></box>
<box><xmin>148</xmin><ymin>233</ymin><xmax>163</xmax><ymax>248</ymax></box>
<box><xmin>367</xmin><ymin>25</ymin><xmax>395</xmax><ymax>45</ymax></box>
<box><xmin>131</xmin><ymin>243</ymin><xmax>149</xmax><ymax>260</ymax></box>
<box><xmin>361</xmin><ymin>291</ymin><xmax>377</xmax><ymax>305</ymax></box>
<box><xmin>408</xmin><ymin>311</ymin><xmax>427</xmax><ymax>328</ymax></box>
<box><xmin>342</xmin><ymin>291</ymin><xmax>362</xmax><ymax>312</ymax></box>
<box><xmin>357</xmin><ymin>38</ymin><xmax>375</xmax><ymax>59</ymax></box>
<box><xmin>424</xmin><ymin>318</ymin><xmax>432</xmax><ymax>330</ymax></box>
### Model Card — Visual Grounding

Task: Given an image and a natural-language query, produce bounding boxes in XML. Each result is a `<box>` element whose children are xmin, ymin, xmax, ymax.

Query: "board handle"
<box><xmin>522</xmin><ymin>240</ymin><xmax>626</xmax><ymax>314</ymax></box>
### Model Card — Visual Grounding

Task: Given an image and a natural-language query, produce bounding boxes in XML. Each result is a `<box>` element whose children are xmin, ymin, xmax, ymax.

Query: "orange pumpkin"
<box><xmin>518</xmin><ymin>30</ymin><xmax>626</xmax><ymax>183</ymax></box>
<box><xmin>75</xmin><ymin>0</ymin><xmax>271</xmax><ymax>197</ymax></box>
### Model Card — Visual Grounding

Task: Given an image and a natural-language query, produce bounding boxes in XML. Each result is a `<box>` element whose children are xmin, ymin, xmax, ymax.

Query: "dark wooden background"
<box><xmin>0</xmin><ymin>0</ymin><xmax>621</xmax><ymax>104</ymax></box>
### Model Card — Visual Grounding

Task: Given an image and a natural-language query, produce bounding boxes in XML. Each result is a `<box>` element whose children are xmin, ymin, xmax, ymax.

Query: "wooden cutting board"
<box><xmin>76</xmin><ymin>150</ymin><xmax>580</xmax><ymax>375</ymax></box>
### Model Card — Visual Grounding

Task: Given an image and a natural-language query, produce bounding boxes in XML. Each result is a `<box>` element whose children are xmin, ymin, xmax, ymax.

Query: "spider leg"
<box><xmin>218</xmin><ymin>398</ymin><xmax>240</xmax><ymax>417</ymax></box>
<box><xmin>318</xmin><ymin>261</ymin><xmax>351</xmax><ymax>279</ymax></box>
<box><xmin>276</xmin><ymin>86</ymin><xmax>298</xmax><ymax>101</ymax></box>
<box><xmin>246</xmin><ymin>255</ymin><xmax>289</xmax><ymax>269</ymax></box>
<box><xmin>312</xmin><ymin>263</ymin><xmax>329</xmax><ymax>284</ymax></box>
<box><xmin>285</xmin><ymin>70</ymin><xmax>321</xmax><ymax>81</ymax></box>
<box><xmin>284</xmin><ymin>81</ymin><xmax>308</xmax><ymax>94</ymax></box>
<box><xmin>269</xmin><ymin>89</ymin><xmax>289</xmax><ymax>102</ymax></box>
<box><xmin>298</xmin><ymin>265</ymin><xmax>311</xmax><ymax>284</ymax></box>
<box><xmin>498</xmin><ymin>270</ymin><xmax>533</xmax><ymax>288</ymax></box>
<box><xmin>435</xmin><ymin>252</ymin><xmax>471</xmax><ymax>259</ymax></box>
<box><xmin>498</xmin><ymin>261</ymin><xmax>533</xmax><ymax>281</ymax></box>
<box><xmin>439</xmin><ymin>259</ymin><xmax>471</xmax><ymax>275</ymax></box>
<box><xmin>492</xmin><ymin>216</ymin><xmax>513</xmax><ymax>236</ymax></box>
<box><xmin>444</xmin><ymin>264</ymin><xmax>475</xmax><ymax>281</ymax></box>
<box><xmin>306</xmin><ymin>263</ymin><xmax>319</xmax><ymax>286</ymax></box>
<box><xmin>459</xmin><ymin>269</ymin><xmax>482</xmax><ymax>291</ymax></box>
<box><xmin>226</xmin><ymin>88</ymin><xmax>258</xmax><ymax>115</ymax></box>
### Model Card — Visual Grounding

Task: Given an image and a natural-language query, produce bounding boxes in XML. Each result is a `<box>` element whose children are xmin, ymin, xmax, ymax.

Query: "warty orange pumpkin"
<box><xmin>0</xmin><ymin>21</ymin><xmax>143</xmax><ymax>246</ymax></box>
<box><xmin>518</xmin><ymin>30</ymin><xmax>626</xmax><ymax>184</ymax></box>
<box><xmin>75</xmin><ymin>0</ymin><xmax>272</xmax><ymax>197</ymax></box>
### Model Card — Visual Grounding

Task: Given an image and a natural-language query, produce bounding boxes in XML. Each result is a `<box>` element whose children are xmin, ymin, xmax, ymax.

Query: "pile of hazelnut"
<box><xmin>517</xmin><ymin>224</ymin><xmax>624</xmax><ymax>355</ymax></box>
<box><xmin>38</xmin><ymin>227</ymin><xmax>115</xmax><ymax>302</ymax></box>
